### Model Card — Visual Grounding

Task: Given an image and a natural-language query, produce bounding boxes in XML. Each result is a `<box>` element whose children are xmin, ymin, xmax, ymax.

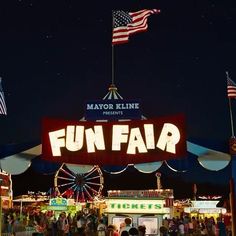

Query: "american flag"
<box><xmin>0</xmin><ymin>77</ymin><xmax>7</xmax><ymax>115</ymax></box>
<box><xmin>227</xmin><ymin>72</ymin><xmax>236</xmax><ymax>98</ymax></box>
<box><xmin>112</xmin><ymin>9</ymin><xmax>160</xmax><ymax>45</ymax></box>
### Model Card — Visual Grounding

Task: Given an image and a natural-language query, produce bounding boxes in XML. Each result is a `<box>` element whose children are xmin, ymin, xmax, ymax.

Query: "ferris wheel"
<box><xmin>54</xmin><ymin>164</ymin><xmax>104</xmax><ymax>202</ymax></box>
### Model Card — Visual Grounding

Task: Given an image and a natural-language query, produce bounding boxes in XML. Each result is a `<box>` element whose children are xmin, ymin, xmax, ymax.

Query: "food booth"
<box><xmin>41</xmin><ymin>197</ymin><xmax>82</xmax><ymax>218</ymax></box>
<box><xmin>183</xmin><ymin>200</ymin><xmax>227</xmax><ymax>220</ymax></box>
<box><xmin>104</xmin><ymin>189</ymin><xmax>173</xmax><ymax>235</ymax></box>
<box><xmin>0</xmin><ymin>171</ymin><xmax>13</xmax><ymax>209</ymax></box>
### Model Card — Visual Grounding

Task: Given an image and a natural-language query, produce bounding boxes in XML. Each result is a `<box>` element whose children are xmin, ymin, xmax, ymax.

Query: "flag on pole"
<box><xmin>0</xmin><ymin>77</ymin><xmax>7</xmax><ymax>115</ymax></box>
<box><xmin>227</xmin><ymin>72</ymin><xmax>236</xmax><ymax>99</ymax></box>
<box><xmin>112</xmin><ymin>9</ymin><xmax>160</xmax><ymax>45</ymax></box>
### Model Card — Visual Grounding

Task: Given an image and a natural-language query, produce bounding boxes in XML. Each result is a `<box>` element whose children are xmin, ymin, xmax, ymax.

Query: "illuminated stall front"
<box><xmin>0</xmin><ymin>171</ymin><xmax>13</xmax><ymax>209</ymax></box>
<box><xmin>104</xmin><ymin>189</ymin><xmax>173</xmax><ymax>235</ymax></box>
<box><xmin>42</xmin><ymin>197</ymin><xmax>82</xmax><ymax>218</ymax></box>
<box><xmin>184</xmin><ymin>200</ymin><xmax>227</xmax><ymax>220</ymax></box>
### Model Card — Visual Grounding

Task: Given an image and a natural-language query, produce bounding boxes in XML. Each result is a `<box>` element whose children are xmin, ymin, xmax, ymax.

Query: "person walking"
<box><xmin>97</xmin><ymin>219</ymin><xmax>107</xmax><ymax>236</ymax></box>
<box><xmin>137</xmin><ymin>225</ymin><xmax>146</xmax><ymax>236</ymax></box>
<box><xmin>7</xmin><ymin>214</ymin><xmax>14</xmax><ymax>236</ymax></box>
<box><xmin>120</xmin><ymin>218</ymin><xmax>132</xmax><ymax>235</ymax></box>
<box><xmin>129</xmin><ymin>227</ymin><xmax>139</xmax><ymax>236</ymax></box>
<box><xmin>178</xmin><ymin>221</ymin><xmax>185</xmax><ymax>236</ymax></box>
<box><xmin>107</xmin><ymin>224</ymin><xmax>119</xmax><ymax>236</ymax></box>
<box><xmin>76</xmin><ymin>212</ymin><xmax>86</xmax><ymax>235</ymax></box>
<box><xmin>216</xmin><ymin>218</ymin><xmax>227</xmax><ymax>236</ymax></box>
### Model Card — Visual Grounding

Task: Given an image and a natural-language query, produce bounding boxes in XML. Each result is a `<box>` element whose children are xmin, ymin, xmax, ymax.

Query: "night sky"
<box><xmin>0</xmin><ymin>0</ymin><xmax>236</xmax><ymax>197</ymax></box>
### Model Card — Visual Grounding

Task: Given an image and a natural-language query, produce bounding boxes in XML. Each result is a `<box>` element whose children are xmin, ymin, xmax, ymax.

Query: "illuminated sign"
<box><xmin>107</xmin><ymin>189</ymin><xmax>173</xmax><ymax>198</ymax></box>
<box><xmin>47</xmin><ymin>206</ymin><xmax>68</xmax><ymax>211</ymax></box>
<box><xmin>42</xmin><ymin>114</ymin><xmax>187</xmax><ymax>165</ymax></box>
<box><xmin>191</xmin><ymin>200</ymin><xmax>219</xmax><ymax>208</ymax></box>
<box><xmin>85</xmin><ymin>100</ymin><xmax>142</xmax><ymax>120</ymax></box>
<box><xmin>184</xmin><ymin>207</ymin><xmax>226</xmax><ymax>214</ymax></box>
<box><xmin>49</xmin><ymin>197</ymin><xmax>67</xmax><ymax>206</ymax></box>
<box><xmin>198</xmin><ymin>208</ymin><xmax>226</xmax><ymax>214</ymax></box>
<box><xmin>0</xmin><ymin>172</ymin><xmax>12</xmax><ymax>198</ymax></box>
<box><xmin>105</xmin><ymin>199</ymin><xmax>169</xmax><ymax>214</ymax></box>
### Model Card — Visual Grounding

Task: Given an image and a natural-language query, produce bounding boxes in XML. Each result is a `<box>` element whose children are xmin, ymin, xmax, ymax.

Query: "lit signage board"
<box><xmin>184</xmin><ymin>207</ymin><xmax>226</xmax><ymax>214</ymax></box>
<box><xmin>42</xmin><ymin>114</ymin><xmax>187</xmax><ymax>165</ymax></box>
<box><xmin>191</xmin><ymin>201</ymin><xmax>219</xmax><ymax>208</ymax></box>
<box><xmin>47</xmin><ymin>206</ymin><xmax>68</xmax><ymax>211</ymax></box>
<box><xmin>49</xmin><ymin>198</ymin><xmax>67</xmax><ymax>206</ymax></box>
<box><xmin>198</xmin><ymin>208</ymin><xmax>226</xmax><ymax>214</ymax></box>
<box><xmin>105</xmin><ymin>198</ymin><xmax>169</xmax><ymax>214</ymax></box>
<box><xmin>107</xmin><ymin>189</ymin><xmax>173</xmax><ymax>198</ymax></box>
<box><xmin>84</xmin><ymin>100</ymin><xmax>142</xmax><ymax>120</ymax></box>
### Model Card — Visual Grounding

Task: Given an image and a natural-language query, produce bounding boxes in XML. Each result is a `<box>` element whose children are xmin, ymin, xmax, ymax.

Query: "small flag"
<box><xmin>0</xmin><ymin>77</ymin><xmax>7</xmax><ymax>115</ymax></box>
<box><xmin>226</xmin><ymin>72</ymin><xmax>236</xmax><ymax>98</ymax></box>
<box><xmin>112</xmin><ymin>9</ymin><xmax>160</xmax><ymax>45</ymax></box>
<box><xmin>229</xmin><ymin>137</ymin><xmax>236</xmax><ymax>155</ymax></box>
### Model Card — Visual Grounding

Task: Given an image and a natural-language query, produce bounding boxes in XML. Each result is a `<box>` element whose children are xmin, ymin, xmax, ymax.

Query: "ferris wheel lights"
<box><xmin>54</xmin><ymin>164</ymin><xmax>104</xmax><ymax>202</ymax></box>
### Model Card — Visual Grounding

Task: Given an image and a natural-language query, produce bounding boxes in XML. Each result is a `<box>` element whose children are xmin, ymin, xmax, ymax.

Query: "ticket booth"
<box><xmin>104</xmin><ymin>189</ymin><xmax>173</xmax><ymax>235</ymax></box>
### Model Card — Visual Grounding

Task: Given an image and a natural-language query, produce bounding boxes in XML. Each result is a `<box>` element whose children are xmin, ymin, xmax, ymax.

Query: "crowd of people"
<box><xmin>2</xmin><ymin>208</ymin><xmax>146</xmax><ymax>236</ymax></box>
<box><xmin>160</xmin><ymin>216</ymin><xmax>229</xmax><ymax>236</ymax></box>
<box><xmin>1</xmin><ymin>207</ymin><xmax>231</xmax><ymax>236</ymax></box>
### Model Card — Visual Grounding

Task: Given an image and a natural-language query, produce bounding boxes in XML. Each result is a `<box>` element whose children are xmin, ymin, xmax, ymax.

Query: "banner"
<box><xmin>42</xmin><ymin>114</ymin><xmax>187</xmax><ymax>165</ymax></box>
<box><xmin>84</xmin><ymin>100</ymin><xmax>142</xmax><ymax>120</ymax></box>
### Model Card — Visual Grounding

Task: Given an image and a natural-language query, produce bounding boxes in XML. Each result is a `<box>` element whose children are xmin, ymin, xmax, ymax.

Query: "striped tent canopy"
<box><xmin>0</xmin><ymin>84</ymin><xmax>231</xmax><ymax>176</ymax></box>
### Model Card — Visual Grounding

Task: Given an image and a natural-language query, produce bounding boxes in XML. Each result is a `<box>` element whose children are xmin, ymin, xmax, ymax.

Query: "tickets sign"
<box><xmin>104</xmin><ymin>199</ymin><xmax>169</xmax><ymax>214</ymax></box>
<box><xmin>42</xmin><ymin>114</ymin><xmax>187</xmax><ymax>165</ymax></box>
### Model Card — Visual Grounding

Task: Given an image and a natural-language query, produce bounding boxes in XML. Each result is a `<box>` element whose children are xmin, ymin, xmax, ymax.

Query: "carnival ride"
<box><xmin>54</xmin><ymin>164</ymin><xmax>104</xmax><ymax>201</ymax></box>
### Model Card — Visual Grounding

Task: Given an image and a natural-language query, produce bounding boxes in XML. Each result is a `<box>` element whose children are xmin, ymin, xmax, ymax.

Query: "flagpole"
<box><xmin>226</xmin><ymin>71</ymin><xmax>236</xmax><ymax>235</ymax></box>
<box><xmin>112</xmin><ymin>45</ymin><xmax>115</xmax><ymax>86</ymax></box>
<box><xmin>226</xmin><ymin>71</ymin><xmax>235</xmax><ymax>137</ymax></box>
<box><xmin>228</xmin><ymin>98</ymin><xmax>235</xmax><ymax>137</ymax></box>
<box><xmin>111</xmin><ymin>11</ymin><xmax>115</xmax><ymax>86</ymax></box>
